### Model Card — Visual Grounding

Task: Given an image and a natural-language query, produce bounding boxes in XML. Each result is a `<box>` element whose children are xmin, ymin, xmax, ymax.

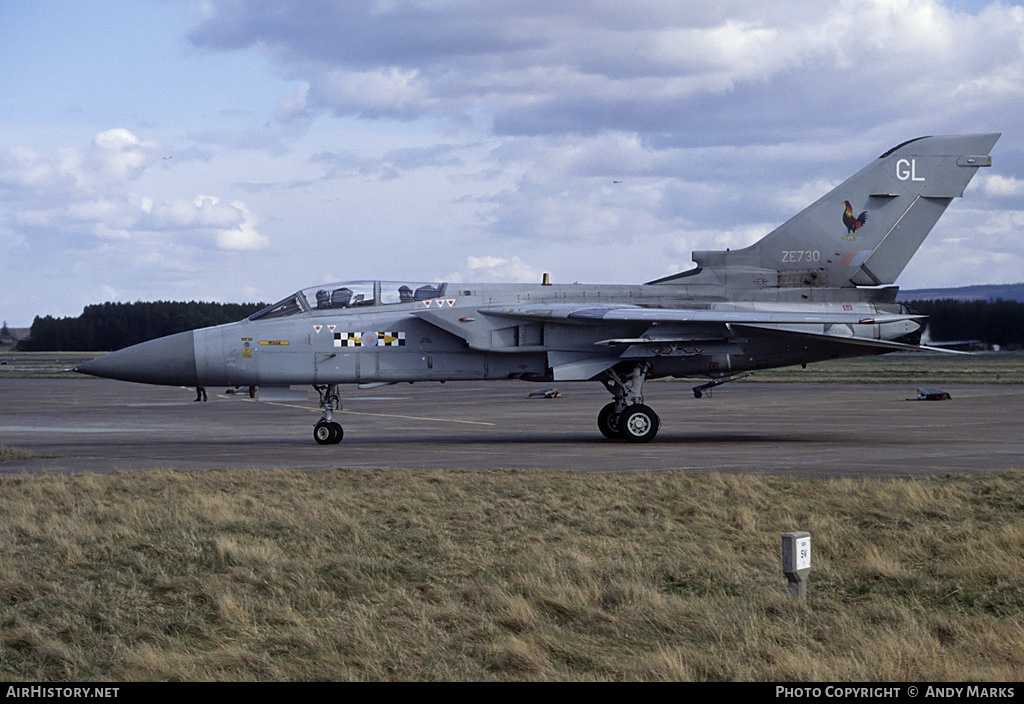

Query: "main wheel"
<box><xmin>597</xmin><ymin>402</ymin><xmax>623</xmax><ymax>439</ymax></box>
<box><xmin>619</xmin><ymin>404</ymin><xmax>660</xmax><ymax>443</ymax></box>
<box><xmin>328</xmin><ymin>421</ymin><xmax>344</xmax><ymax>444</ymax></box>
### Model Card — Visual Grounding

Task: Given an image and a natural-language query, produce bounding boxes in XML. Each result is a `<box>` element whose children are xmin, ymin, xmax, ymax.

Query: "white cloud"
<box><xmin>213</xmin><ymin>200</ymin><xmax>269</xmax><ymax>251</ymax></box>
<box><xmin>274</xmin><ymin>82</ymin><xmax>313</xmax><ymax>124</ymax></box>
<box><xmin>12</xmin><ymin>209</ymin><xmax>55</xmax><ymax>228</ymax></box>
<box><xmin>461</xmin><ymin>254</ymin><xmax>540</xmax><ymax>283</ymax></box>
<box><xmin>89</xmin><ymin>128</ymin><xmax>153</xmax><ymax>181</ymax></box>
<box><xmin>143</xmin><ymin>195</ymin><xmax>239</xmax><ymax>230</ymax></box>
<box><xmin>983</xmin><ymin>174</ymin><xmax>1024</xmax><ymax>198</ymax></box>
<box><xmin>2</xmin><ymin>128</ymin><xmax>154</xmax><ymax>199</ymax></box>
<box><xmin>320</xmin><ymin>67</ymin><xmax>429</xmax><ymax>116</ymax></box>
<box><xmin>1</xmin><ymin>129</ymin><xmax>269</xmax><ymax>251</ymax></box>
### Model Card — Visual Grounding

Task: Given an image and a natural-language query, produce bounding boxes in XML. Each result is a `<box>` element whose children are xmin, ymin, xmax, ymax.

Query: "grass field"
<box><xmin>0</xmin><ymin>352</ymin><xmax>101</xmax><ymax>379</ymax></box>
<box><xmin>2</xmin><ymin>468</ymin><xmax>1023</xmax><ymax>681</ymax></box>
<box><xmin>740</xmin><ymin>351</ymin><xmax>1024</xmax><ymax>385</ymax></box>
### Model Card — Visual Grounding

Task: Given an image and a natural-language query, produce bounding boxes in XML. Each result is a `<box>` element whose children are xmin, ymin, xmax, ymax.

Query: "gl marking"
<box><xmin>896</xmin><ymin>158</ymin><xmax>925</xmax><ymax>182</ymax></box>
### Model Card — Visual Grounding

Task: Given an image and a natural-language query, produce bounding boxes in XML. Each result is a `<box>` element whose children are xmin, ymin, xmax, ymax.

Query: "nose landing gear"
<box><xmin>313</xmin><ymin>384</ymin><xmax>344</xmax><ymax>445</ymax></box>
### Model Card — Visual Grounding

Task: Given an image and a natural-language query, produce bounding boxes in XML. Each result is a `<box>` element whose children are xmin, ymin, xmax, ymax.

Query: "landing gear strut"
<box><xmin>313</xmin><ymin>384</ymin><xmax>344</xmax><ymax>445</ymax></box>
<box><xmin>598</xmin><ymin>363</ymin><xmax>660</xmax><ymax>443</ymax></box>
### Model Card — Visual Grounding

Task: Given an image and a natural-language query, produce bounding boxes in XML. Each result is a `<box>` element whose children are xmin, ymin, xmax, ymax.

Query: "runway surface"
<box><xmin>2</xmin><ymin>378</ymin><xmax>1022</xmax><ymax>477</ymax></box>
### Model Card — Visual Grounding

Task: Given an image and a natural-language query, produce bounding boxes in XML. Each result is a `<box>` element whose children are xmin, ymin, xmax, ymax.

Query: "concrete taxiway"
<box><xmin>1</xmin><ymin>378</ymin><xmax>1022</xmax><ymax>476</ymax></box>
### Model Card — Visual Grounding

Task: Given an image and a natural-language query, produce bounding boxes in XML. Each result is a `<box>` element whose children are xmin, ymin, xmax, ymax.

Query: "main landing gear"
<box><xmin>313</xmin><ymin>384</ymin><xmax>344</xmax><ymax>445</ymax></box>
<box><xmin>598</xmin><ymin>363</ymin><xmax>660</xmax><ymax>443</ymax></box>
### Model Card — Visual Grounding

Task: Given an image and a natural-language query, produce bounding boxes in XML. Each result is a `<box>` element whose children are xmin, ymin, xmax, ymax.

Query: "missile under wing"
<box><xmin>76</xmin><ymin>133</ymin><xmax>1000</xmax><ymax>444</ymax></box>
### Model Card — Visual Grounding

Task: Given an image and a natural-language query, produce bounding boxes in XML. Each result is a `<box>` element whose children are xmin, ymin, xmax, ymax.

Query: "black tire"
<box><xmin>619</xmin><ymin>404</ymin><xmax>660</xmax><ymax>443</ymax></box>
<box><xmin>314</xmin><ymin>421</ymin><xmax>334</xmax><ymax>445</ymax></box>
<box><xmin>597</xmin><ymin>402</ymin><xmax>623</xmax><ymax>439</ymax></box>
<box><xmin>329</xmin><ymin>421</ymin><xmax>344</xmax><ymax>444</ymax></box>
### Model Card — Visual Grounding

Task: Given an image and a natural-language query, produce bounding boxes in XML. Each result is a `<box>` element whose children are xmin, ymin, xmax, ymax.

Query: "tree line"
<box><xmin>18</xmin><ymin>301</ymin><xmax>267</xmax><ymax>351</ymax></box>
<box><xmin>14</xmin><ymin>297</ymin><xmax>1024</xmax><ymax>351</ymax></box>
<box><xmin>905</xmin><ymin>298</ymin><xmax>1024</xmax><ymax>348</ymax></box>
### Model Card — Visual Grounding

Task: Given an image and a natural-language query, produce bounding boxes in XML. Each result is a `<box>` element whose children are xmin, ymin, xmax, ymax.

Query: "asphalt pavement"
<box><xmin>2</xmin><ymin>378</ymin><xmax>1022</xmax><ymax>476</ymax></box>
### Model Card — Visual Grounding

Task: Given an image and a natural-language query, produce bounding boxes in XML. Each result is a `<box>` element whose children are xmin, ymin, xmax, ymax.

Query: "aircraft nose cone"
<box><xmin>75</xmin><ymin>330</ymin><xmax>199</xmax><ymax>386</ymax></box>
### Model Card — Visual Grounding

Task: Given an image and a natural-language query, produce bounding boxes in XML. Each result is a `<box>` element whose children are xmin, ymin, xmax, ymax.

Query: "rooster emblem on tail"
<box><xmin>842</xmin><ymin>201</ymin><xmax>868</xmax><ymax>241</ymax></box>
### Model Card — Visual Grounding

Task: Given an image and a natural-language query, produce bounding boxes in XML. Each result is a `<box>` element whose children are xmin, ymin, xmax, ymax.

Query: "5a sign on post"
<box><xmin>782</xmin><ymin>532</ymin><xmax>811</xmax><ymax>600</ymax></box>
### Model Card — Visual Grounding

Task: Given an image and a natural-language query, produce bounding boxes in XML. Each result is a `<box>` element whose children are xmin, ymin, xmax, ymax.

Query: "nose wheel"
<box><xmin>314</xmin><ymin>420</ymin><xmax>344</xmax><ymax>445</ymax></box>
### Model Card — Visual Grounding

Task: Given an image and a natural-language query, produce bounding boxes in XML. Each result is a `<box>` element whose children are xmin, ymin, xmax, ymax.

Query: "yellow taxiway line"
<box><xmin>215</xmin><ymin>394</ymin><xmax>496</xmax><ymax>426</ymax></box>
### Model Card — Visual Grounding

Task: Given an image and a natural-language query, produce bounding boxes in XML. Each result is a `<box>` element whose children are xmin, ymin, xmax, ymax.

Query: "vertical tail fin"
<box><xmin>670</xmin><ymin>133</ymin><xmax>1000</xmax><ymax>290</ymax></box>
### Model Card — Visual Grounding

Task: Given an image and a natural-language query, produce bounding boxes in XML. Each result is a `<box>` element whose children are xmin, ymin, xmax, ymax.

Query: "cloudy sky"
<box><xmin>2</xmin><ymin>0</ymin><xmax>1023</xmax><ymax>326</ymax></box>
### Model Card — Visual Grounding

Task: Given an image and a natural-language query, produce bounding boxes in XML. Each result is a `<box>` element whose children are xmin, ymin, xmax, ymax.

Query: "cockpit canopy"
<box><xmin>250</xmin><ymin>281</ymin><xmax>447</xmax><ymax>320</ymax></box>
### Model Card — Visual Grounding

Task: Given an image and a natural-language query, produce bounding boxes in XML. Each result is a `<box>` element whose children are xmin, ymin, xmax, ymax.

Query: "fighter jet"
<box><xmin>75</xmin><ymin>133</ymin><xmax>1000</xmax><ymax>444</ymax></box>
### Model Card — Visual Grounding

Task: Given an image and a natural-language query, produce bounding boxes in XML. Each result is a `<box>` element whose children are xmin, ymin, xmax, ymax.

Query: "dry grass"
<box><xmin>743</xmin><ymin>351</ymin><xmax>1024</xmax><ymax>384</ymax></box>
<box><xmin>2</xmin><ymin>468</ymin><xmax>1023</xmax><ymax>681</ymax></box>
<box><xmin>0</xmin><ymin>446</ymin><xmax>52</xmax><ymax>462</ymax></box>
<box><xmin>0</xmin><ymin>352</ymin><xmax>102</xmax><ymax>378</ymax></box>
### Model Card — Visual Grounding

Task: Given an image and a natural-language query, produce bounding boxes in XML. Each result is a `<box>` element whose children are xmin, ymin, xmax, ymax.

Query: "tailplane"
<box><xmin>654</xmin><ymin>133</ymin><xmax>1000</xmax><ymax>290</ymax></box>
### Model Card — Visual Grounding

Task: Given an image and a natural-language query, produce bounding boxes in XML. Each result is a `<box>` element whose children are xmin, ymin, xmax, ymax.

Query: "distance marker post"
<box><xmin>782</xmin><ymin>531</ymin><xmax>811</xmax><ymax>600</ymax></box>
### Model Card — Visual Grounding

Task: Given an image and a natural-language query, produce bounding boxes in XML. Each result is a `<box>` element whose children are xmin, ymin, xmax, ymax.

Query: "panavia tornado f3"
<box><xmin>76</xmin><ymin>133</ymin><xmax>1000</xmax><ymax>444</ymax></box>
